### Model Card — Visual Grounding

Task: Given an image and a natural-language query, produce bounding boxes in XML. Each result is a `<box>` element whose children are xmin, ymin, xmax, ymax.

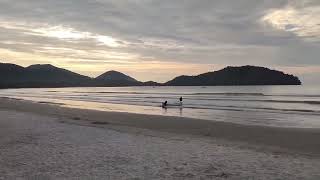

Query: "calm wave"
<box><xmin>1</xmin><ymin>85</ymin><xmax>320</xmax><ymax>128</ymax></box>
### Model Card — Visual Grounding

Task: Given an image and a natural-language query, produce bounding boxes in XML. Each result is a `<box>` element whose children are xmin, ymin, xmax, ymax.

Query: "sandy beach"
<box><xmin>1</xmin><ymin>97</ymin><xmax>320</xmax><ymax>179</ymax></box>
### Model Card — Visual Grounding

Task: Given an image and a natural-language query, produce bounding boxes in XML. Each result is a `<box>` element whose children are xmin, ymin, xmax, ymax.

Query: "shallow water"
<box><xmin>1</xmin><ymin>85</ymin><xmax>320</xmax><ymax>128</ymax></box>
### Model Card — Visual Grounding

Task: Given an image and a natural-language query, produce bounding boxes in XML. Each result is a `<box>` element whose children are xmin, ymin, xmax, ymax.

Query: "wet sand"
<box><xmin>0</xmin><ymin>97</ymin><xmax>320</xmax><ymax>179</ymax></box>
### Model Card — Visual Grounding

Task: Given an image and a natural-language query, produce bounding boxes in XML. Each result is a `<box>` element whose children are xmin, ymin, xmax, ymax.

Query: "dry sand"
<box><xmin>0</xmin><ymin>98</ymin><xmax>320</xmax><ymax>179</ymax></box>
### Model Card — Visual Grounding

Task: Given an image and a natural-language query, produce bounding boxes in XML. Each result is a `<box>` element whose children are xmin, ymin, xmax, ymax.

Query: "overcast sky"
<box><xmin>0</xmin><ymin>0</ymin><xmax>319</xmax><ymax>83</ymax></box>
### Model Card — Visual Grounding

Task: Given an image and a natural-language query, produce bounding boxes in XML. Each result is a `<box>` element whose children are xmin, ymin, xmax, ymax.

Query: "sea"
<box><xmin>0</xmin><ymin>85</ymin><xmax>320</xmax><ymax>128</ymax></box>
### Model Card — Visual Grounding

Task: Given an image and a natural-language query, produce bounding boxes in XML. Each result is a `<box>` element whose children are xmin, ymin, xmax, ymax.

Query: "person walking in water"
<box><xmin>179</xmin><ymin>96</ymin><xmax>183</xmax><ymax>106</ymax></box>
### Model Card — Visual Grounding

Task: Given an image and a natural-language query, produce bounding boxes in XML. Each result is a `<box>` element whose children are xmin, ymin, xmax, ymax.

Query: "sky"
<box><xmin>0</xmin><ymin>0</ymin><xmax>320</xmax><ymax>83</ymax></box>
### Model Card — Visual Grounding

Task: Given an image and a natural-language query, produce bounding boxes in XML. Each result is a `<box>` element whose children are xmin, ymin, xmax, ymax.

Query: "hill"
<box><xmin>95</xmin><ymin>70</ymin><xmax>141</xmax><ymax>86</ymax></box>
<box><xmin>165</xmin><ymin>66</ymin><xmax>301</xmax><ymax>86</ymax></box>
<box><xmin>141</xmin><ymin>81</ymin><xmax>162</xmax><ymax>86</ymax></box>
<box><xmin>0</xmin><ymin>63</ymin><xmax>302</xmax><ymax>88</ymax></box>
<box><xmin>25</xmin><ymin>64</ymin><xmax>92</xmax><ymax>86</ymax></box>
<box><xmin>0</xmin><ymin>63</ymin><xmax>91</xmax><ymax>88</ymax></box>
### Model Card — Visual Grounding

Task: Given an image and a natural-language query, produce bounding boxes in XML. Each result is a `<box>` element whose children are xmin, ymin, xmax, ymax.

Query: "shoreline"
<box><xmin>1</xmin><ymin>97</ymin><xmax>320</xmax><ymax>156</ymax></box>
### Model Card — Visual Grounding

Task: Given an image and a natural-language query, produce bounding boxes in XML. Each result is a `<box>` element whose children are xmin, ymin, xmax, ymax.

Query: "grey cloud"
<box><xmin>0</xmin><ymin>0</ymin><xmax>319</xmax><ymax>83</ymax></box>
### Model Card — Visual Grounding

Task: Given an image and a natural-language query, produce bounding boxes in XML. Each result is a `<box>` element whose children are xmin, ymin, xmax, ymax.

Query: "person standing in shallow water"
<box><xmin>162</xmin><ymin>100</ymin><xmax>168</xmax><ymax>108</ymax></box>
<box><xmin>179</xmin><ymin>97</ymin><xmax>183</xmax><ymax>106</ymax></box>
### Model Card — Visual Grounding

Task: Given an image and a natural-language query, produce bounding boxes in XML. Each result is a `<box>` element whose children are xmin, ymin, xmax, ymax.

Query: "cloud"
<box><xmin>0</xmin><ymin>0</ymin><xmax>319</xmax><ymax>83</ymax></box>
<box><xmin>0</xmin><ymin>20</ymin><xmax>124</xmax><ymax>47</ymax></box>
<box><xmin>261</xmin><ymin>3</ymin><xmax>320</xmax><ymax>41</ymax></box>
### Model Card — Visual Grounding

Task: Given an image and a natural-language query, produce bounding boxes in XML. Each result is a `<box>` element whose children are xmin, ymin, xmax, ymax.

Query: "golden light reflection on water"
<box><xmin>59</xmin><ymin>99</ymin><xmax>187</xmax><ymax>119</ymax></box>
<box><xmin>11</xmin><ymin>96</ymin><xmax>184</xmax><ymax>118</ymax></box>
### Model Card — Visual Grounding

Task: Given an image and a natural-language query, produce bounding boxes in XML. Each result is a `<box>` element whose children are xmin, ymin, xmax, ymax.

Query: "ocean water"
<box><xmin>0</xmin><ymin>85</ymin><xmax>320</xmax><ymax>128</ymax></box>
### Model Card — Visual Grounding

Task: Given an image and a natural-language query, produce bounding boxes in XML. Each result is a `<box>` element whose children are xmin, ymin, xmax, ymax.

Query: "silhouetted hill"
<box><xmin>142</xmin><ymin>81</ymin><xmax>162</xmax><ymax>86</ymax></box>
<box><xmin>95</xmin><ymin>70</ymin><xmax>141</xmax><ymax>86</ymax></box>
<box><xmin>25</xmin><ymin>64</ymin><xmax>91</xmax><ymax>85</ymax></box>
<box><xmin>165</xmin><ymin>66</ymin><xmax>301</xmax><ymax>86</ymax></box>
<box><xmin>0</xmin><ymin>63</ymin><xmax>91</xmax><ymax>88</ymax></box>
<box><xmin>96</xmin><ymin>70</ymin><xmax>137</xmax><ymax>82</ymax></box>
<box><xmin>0</xmin><ymin>63</ymin><xmax>302</xmax><ymax>88</ymax></box>
<box><xmin>0</xmin><ymin>63</ymin><xmax>26</xmax><ymax>83</ymax></box>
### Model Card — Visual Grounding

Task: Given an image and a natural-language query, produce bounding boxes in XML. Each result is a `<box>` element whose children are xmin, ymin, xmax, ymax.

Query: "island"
<box><xmin>165</xmin><ymin>65</ymin><xmax>301</xmax><ymax>86</ymax></box>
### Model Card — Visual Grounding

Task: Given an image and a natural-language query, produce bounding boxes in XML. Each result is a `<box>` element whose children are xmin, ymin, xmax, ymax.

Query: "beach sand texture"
<box><xmin>0</xmin><ymin>98</ymin><xmax>320</xmax><ymax>179</ymax></box>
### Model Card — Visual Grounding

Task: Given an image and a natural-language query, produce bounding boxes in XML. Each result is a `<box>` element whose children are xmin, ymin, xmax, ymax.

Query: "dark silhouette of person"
<box><xmin>179</xmin><ymin>97</ymin><xmax>183</xmax><ymax>106</ymax></box>
<box><xmin>162</xmin><ymin>100</ymin><xmax>168</xmax><ymax>108</ymax></box>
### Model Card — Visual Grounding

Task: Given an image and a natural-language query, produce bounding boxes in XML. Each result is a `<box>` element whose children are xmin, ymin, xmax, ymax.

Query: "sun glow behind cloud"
<box><xmin>1</xmin><ymin>20</ymin><xmax>123</xmax><ymax>47</ymax></box>
<box><xmin>31</xmin><ymin>26</ymin><xmax>122</xmax><ymax>47</ymax></box>
<box><xmin>29</xmin><ymin>26</ymin><xmax>90</xmax><ymax>39</ymax></box>
<box><xmin>96</xmin><ymin>35</ymin><xmax>121</xmax><ymax>47</ymax></box>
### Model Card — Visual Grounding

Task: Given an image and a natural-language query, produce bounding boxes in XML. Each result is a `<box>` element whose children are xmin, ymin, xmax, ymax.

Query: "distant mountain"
<box><xmin>25</xmin><ymin>64</ymin><xmax>91</xmax><ymax>85</ymax></box>
<box><xmin>0</xmin><ymin>63</ymin><xmax>91</xmax><ymax>88</ymax></box>
<box><xmin>95</xmin><ymin>70</ymin><xmax>141</xmax><ymax>86</ymax></box>
<box><xmin>0</xmin><ymin>63</ymin><xmax>25</xmax><ymax>83</ymax></box>
<box><xmin>142</xmin><ymin>81</ymin><xmax>162</xmax><ymax>86</ymax></box>
<box><xmin>96</xmin><ymin>70</ymin><xmax>137</xmax><ymax>82</ymax></box>
<box><xmin>0</xmin><ymin>63</ymin><xmax>302</xmax><ymax>89</ymax></box>
<box><xmin>165</xmin><ymin>66</ymin><xmax>301</xmax><ymax>86</ymax></box>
